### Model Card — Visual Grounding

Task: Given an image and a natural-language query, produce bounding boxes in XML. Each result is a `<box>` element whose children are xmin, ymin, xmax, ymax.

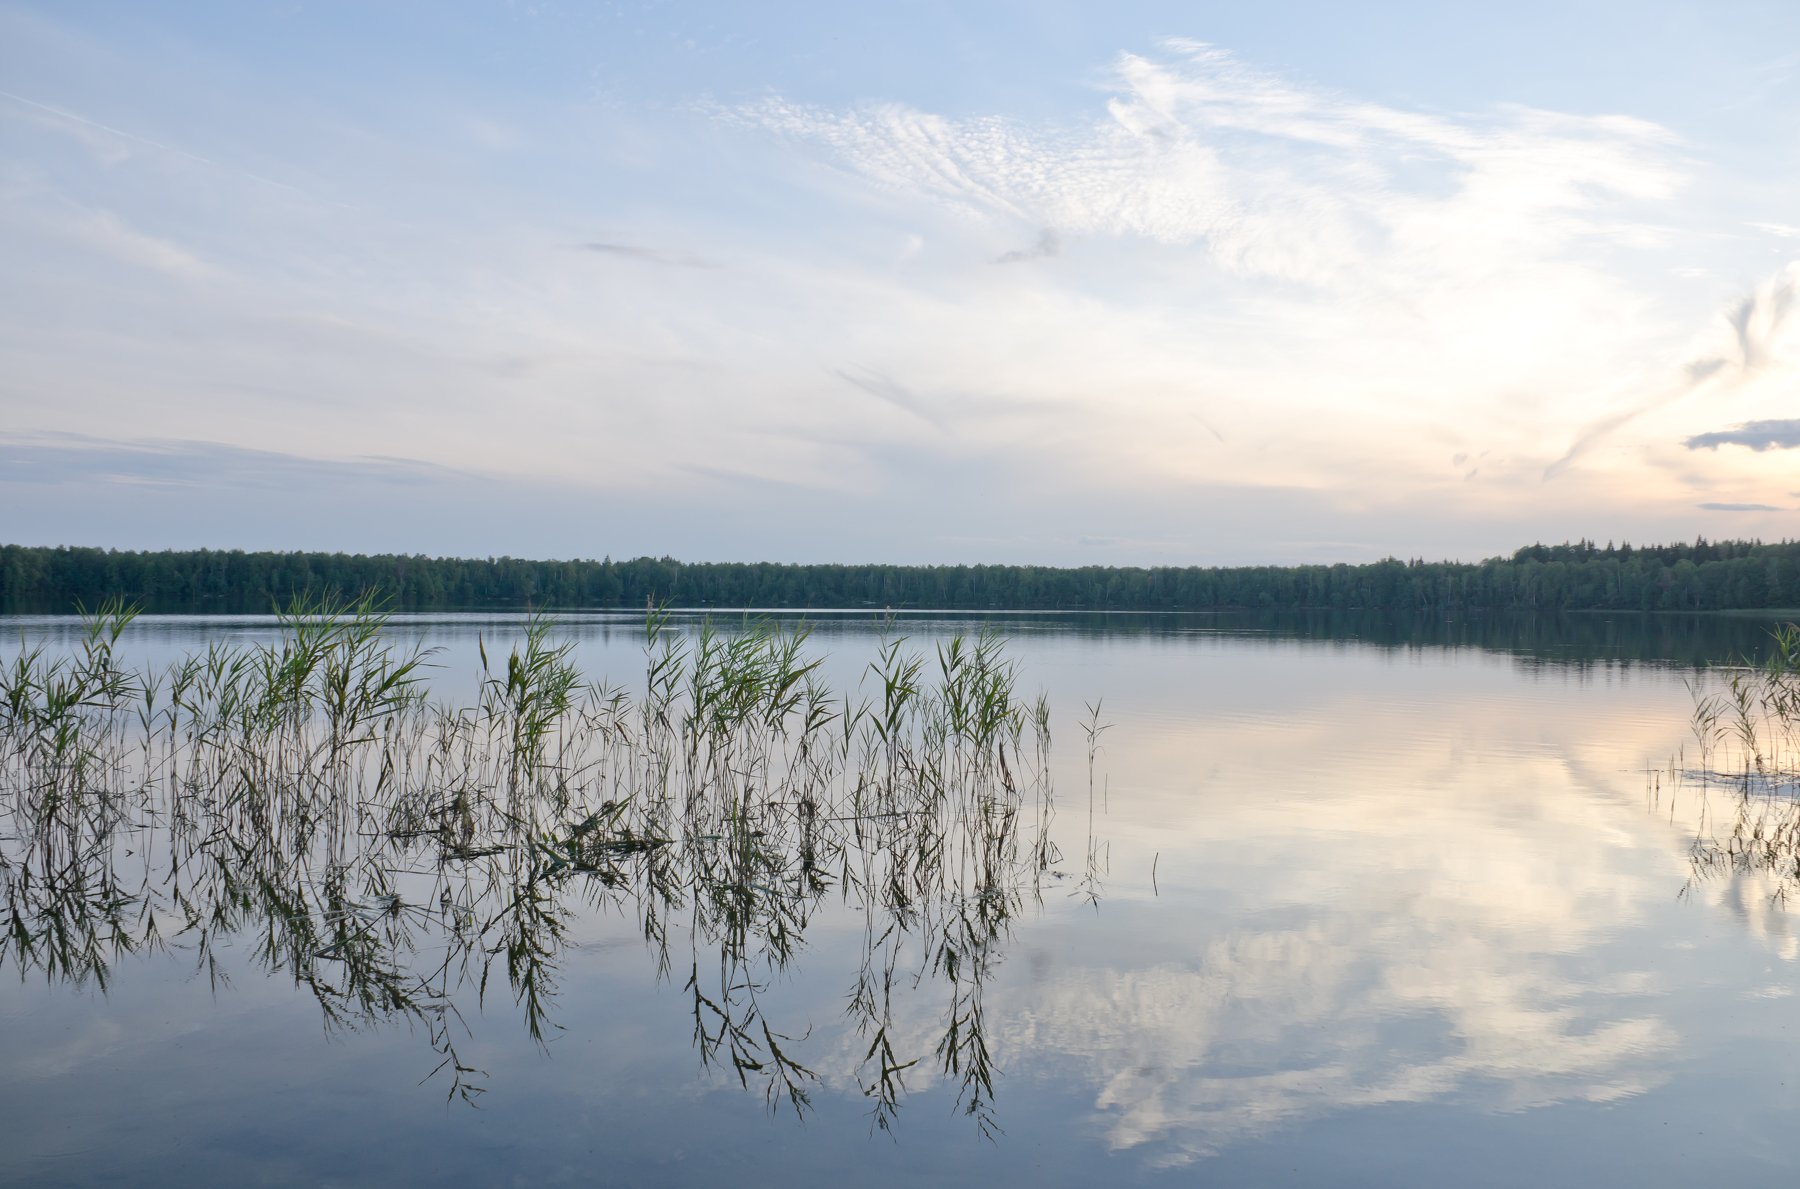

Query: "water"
<box><xmin>3</xmin><ymin>610</ymin><xmax>1798</xmax><ymax>1186</ymax></box>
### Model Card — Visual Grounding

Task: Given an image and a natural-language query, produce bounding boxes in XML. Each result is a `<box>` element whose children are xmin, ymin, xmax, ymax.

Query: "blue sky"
<box><xmin>2</xmin><ymin>1</ymin><xmax>1797</xmax><ymax>564</ymax></box>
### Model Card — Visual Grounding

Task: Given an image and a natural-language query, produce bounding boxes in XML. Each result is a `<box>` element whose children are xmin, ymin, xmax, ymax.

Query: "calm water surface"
<box><xmin>3</xmin><ymin>611</ymin><xmax>1797</xmax><ymax>1186</ymax></box>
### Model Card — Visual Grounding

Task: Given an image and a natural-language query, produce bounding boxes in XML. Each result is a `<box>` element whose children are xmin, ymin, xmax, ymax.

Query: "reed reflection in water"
<box><xmin>1665</xmin><ymin>624</ymin><xmax>1800</xmax><ymax>946</ymax></box>
<box><xmin>0</xmin><ymin>600</ymin><xmax>1077</xmax><ymax>1134</ymax></box>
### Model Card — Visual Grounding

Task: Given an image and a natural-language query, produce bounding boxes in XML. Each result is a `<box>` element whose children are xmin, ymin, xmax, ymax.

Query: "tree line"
<box><xmin>4</xmin><ymin>538</ymin><xmax>1799</xmax><ymax>614</ymax></box>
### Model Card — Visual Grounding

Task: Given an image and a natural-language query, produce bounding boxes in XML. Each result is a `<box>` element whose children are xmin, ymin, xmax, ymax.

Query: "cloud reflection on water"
<box><xmin>926</xmin><ymin>647</ymin><xmax>1784</xmax><ymax>1165</ymax></box>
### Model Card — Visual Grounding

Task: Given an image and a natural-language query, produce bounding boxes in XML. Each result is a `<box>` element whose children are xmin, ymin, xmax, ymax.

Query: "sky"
<box><xmin>2</xmin><ymin>1</ymin><xmax>1797</xmax><ymax>566</ymax></box>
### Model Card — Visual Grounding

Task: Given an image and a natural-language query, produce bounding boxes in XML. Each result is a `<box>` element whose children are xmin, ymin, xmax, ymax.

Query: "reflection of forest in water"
<box><xmin>11</xmin><ymin>606</ymin><xmax>1796</xmax><ymax>676</ymax></box>
<box><xmin>1153</xmin><ymin>609</ymin><xmax>1800</xmax><ymax>670</ymax></box>
<box><xmin>0</xmin><ymin>604</ymin><xmax>1097</xmax><ymax>1132</ymax></box>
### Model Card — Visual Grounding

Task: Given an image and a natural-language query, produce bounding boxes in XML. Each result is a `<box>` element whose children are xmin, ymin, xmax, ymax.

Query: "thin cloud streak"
<box><xmin>831</xmin><ymin>366</ymin><xmax>947</xmax><ymax>430</ymax></box>
<box><xmin>0</xmin><ymin>431</ymin><xmax>469</xmax><ymax>490</ymax></box>
<box><xmin>574</xmin><ymin>241</ymin><xmax>716</xmax><ymax>268</ymax></box>
<box><xmin>0</xmin><ymin>87</ymin><xmax>325</xmax><ymax>201</ymax></box>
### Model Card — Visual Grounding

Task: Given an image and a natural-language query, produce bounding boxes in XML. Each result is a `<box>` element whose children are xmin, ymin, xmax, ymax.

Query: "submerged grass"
<box><xmin>0</xmin><ymin>598</ymin><xmax>1068</xmax><ymax>1130</ymax></box>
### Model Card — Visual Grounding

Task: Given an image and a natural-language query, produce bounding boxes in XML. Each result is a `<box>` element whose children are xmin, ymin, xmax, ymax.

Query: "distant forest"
<box><xmin>6</xmin><ymin>539</ymin><xmax>1800</xmax><ymax>615</ymax></box>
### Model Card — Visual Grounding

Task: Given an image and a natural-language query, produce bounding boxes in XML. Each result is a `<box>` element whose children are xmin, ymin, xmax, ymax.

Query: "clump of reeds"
<box><xmin>0</xmin><ymin>599</ymin><xmax>1068</xmax><ymax>1128</ymax></box>
<box><xmin>1675</xmin><ymin>623</ymin><xmax>1800</xmax><ymax>905</ymax></box>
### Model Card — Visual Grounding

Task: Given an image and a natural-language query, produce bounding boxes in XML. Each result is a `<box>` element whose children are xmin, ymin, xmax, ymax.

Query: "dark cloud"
<box><xmin>1698</xmin><ymin>502</ymin><xmax>1783</xmax><ymax>512</ymax></box>
<box><xmin>993</xmin><ymin>228</ymin><xmax>1060</xmax><ymax>265</ymax></box>
<box><xmin>0</xmin><ymin>432</ymin><xmax>468</xmax><ymax>490</ymax></box>
<box><xmin>1683</xmin><ymin>419</ymin><xmax>1800</xmax><ymax>452</ymax></box>
<box><xmin>574</xmin><ymin>242</ymin><xmax>714</xmax><ymax>268</ymax></box>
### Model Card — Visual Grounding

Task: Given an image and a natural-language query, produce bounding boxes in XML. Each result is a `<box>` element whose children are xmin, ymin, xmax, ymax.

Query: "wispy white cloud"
<box><xmin>705</xmin><ymin>42</ymin><xmax>1739</xmax><ymax>528</ymax></box>
<box><xmin>728</xmin><ymin>40</ymin><xmax>1681</xmax><ymax>288</ymax></box>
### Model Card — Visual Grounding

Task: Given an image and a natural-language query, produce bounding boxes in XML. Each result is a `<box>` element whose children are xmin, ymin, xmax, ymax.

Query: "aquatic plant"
<box><xmin>0</xmin><ymin>602</ymin><xmax>1072</xmax><ymax>1130</ymax></box>
<box><xmin>1674</xmin><ymin>623</ymin><xmax>1800</xmax><ymax>906</ymax></box>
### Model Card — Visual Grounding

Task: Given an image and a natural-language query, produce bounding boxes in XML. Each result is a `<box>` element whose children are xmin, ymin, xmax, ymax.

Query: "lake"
<box><xmin>2</xmin><ymin>609</ymin><xmax>1798</xmax><ymax>1186</ymax></box>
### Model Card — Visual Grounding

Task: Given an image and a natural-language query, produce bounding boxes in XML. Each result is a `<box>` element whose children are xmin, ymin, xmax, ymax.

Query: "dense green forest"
<box><xmin>3</xmin><ymin>539</ymin><xmax>1800</xmax><ymax>614</ymax></box>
